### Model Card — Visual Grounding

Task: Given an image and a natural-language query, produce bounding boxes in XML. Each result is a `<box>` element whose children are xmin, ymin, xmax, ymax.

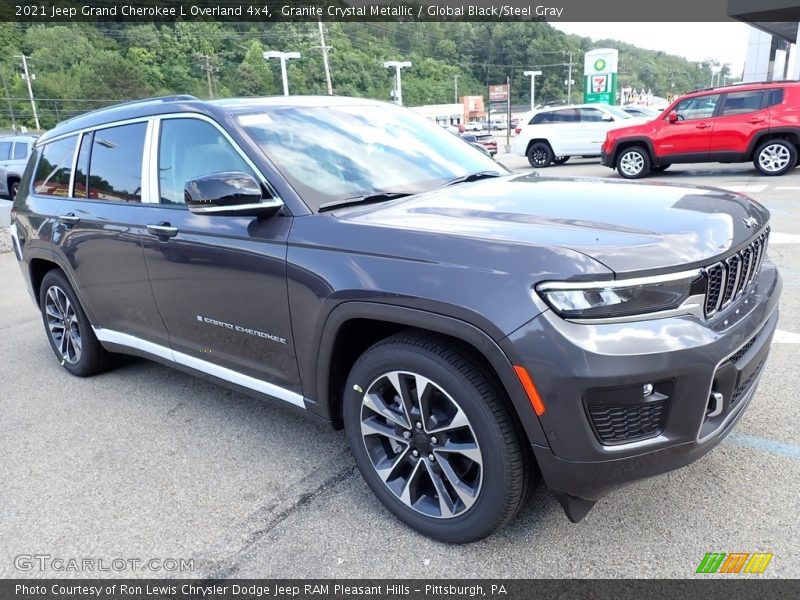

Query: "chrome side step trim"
<box><xmin>92</xmin><ymin>327</ymin><xmax>306</xmax><ymax>409</ymax></box>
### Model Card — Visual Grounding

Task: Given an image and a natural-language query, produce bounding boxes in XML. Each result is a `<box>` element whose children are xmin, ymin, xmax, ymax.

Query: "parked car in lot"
<box><xmin>512</xmin><ymin>103</ymin><xmax>645</xmax><ymax>167</ymax></box>
<box><xmin>464</xmin><ymin>121</ymin><xmax>483</xmax><ymax>132</ymax></box>
<box><xmin>0</xmin><ymin>134</ymin><xmax>37</xmax><ymax>200</ymax></box>
<box><xmin>603</xmin><ymin>81</ymin><xmax>800</xmax><ymax>178</ymax></box>
<box><xmin>10</xmin><ymin>95</ymin><xmax>781</xmax><ymax>542</ymax></box>
<box><xmin>462</xmin><ymin>132</ymin><xmax>497</xmax><ymax>156</ymax></box>
<box><xmin>621</xmin><ymin>105</ymin><xmax>662</xmax><ymax>118</ymax></box>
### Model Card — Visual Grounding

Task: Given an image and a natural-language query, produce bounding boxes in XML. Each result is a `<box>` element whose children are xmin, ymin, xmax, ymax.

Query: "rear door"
<box><xmin>140</xmin><ymin>115</ymin><xmax>301</xmax><ymax>398</ymax></box>
<box><xmin>52</xmin><ymin>121</ymin><xmax>170</xmax><ymax>346</ymax></box>
<box><xmin>547</xmin><ymin>108</ymin><xmax>582</xmax><ymax>154</ymax></box>
<box><xmin>652</xmin><ymin>93</ymin><xmax>720</xmax><ymax>160</ymax></box>
<box><xmin>709</xmin><ymin>90</ymin><xmax>768</xmax><ymax>157</ymax></box>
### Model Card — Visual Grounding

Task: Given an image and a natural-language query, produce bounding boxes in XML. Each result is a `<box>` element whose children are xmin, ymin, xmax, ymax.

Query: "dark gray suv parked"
<box><xmin>10</xmin><ymin>95</ymin><xmax>781</xmax><ymax>542</ymax></box>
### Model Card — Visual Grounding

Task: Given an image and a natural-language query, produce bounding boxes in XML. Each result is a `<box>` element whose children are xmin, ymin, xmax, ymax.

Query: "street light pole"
<box><xmin>384</xmin><ymin>60</ymin><xmax>412</xmax><ymax>105</ymax></box>
<box><xmin>16</xmin><ymin>54</ymin><xmax>40</xmax><ymax>130</ymax></box>
<box><xmin>263</xmin><ymin>51</ymin><xmax>302</xmax><ymax>96</ymax></box>
<box><xmin>523</xmin><ymin>70</ymin><xmax>542</xmax><ymax>111</ymax></box>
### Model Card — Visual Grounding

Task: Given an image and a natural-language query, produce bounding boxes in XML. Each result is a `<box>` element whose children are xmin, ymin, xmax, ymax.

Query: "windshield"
<box><xmin>603</xmin><ymin>105</ymin><xmax>633</xmax><ymax>120</ymax></box>
<box><xmin>237</xmin><ymin>103</ymin><xmax>505</xmax><ymax>211</ymax></box>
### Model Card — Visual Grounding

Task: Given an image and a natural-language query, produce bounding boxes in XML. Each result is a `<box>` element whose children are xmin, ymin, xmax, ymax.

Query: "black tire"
<box><xmin>616</xmin><ymin>146</ymin><xmax>651</xmax><ymax>179</ymax></box>
<box><xmin>526</xmin><ymin>141</ymin><xmax>554</xmax><ymax>168</ymax></box>
<box><xmin>651</xmin><ymin>163</ymin><xmax>671</xmax><ymax>172</ymax></box>
<box><xmin>343</xmin><ymin>331</ymin><xmax>535</xmax><ymax>543</ymax></box>
<box><xmin>753</xmin><ymin>139</ymin><xmax>797</xmax><ymax>176</ymax></box>
<box><xmin>39</xmin><ymin>270</ymin><xmax>112</xmax><ymax>377</ymax></box>
<box><xmin>9</xmin><ymin>180</ymin><xmax>20</xmax><ymax>201</ymax></box>
<box><xmin>552</xmin><ymin>156</ymin><xmax>570</xmax><ymax>165</ymax></box>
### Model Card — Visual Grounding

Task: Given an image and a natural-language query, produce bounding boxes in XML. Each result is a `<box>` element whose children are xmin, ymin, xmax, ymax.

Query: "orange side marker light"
<box><xmin>513</xmin><ymin>365</ymin><xmax>546</xmax><ymax>416</ymax></box>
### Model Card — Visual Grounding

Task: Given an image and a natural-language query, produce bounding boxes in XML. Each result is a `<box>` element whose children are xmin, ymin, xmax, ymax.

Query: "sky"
<box><xmin>552</xmin><ymin>22</ymin><xmax>751</xmax><ymax>76</ymax></box>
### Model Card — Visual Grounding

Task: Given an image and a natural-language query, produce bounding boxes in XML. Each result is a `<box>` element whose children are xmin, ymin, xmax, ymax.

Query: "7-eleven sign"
<box><xmin>592</xmin><ymin>75</ymin><xmax>609</xmax><ymax>93</ymax></box>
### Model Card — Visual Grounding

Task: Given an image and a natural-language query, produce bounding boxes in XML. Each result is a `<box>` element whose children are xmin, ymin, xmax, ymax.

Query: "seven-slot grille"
<box><xmin>704</xmin><ymin>228</ymin><xmax>770</xmax><ymax>318</ymax></box>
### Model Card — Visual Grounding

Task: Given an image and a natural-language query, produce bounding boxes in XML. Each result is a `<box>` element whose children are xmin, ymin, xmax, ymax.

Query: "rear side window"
<box><xmin>88</xmin><ymin>123</ymin><xmax>146</xmax><ymax>203</ymax></box>
<box><xmin>552</xmin><ymin>109</ymin><xmax>580</xmax><ymax>123</ymax></box>
<box><xmin>530</xmin><ymin>112</ymin><xmax>552</xmax><ymax>125</ymax></box>
<box><xmin>13</xmin><ymin>142</ymin><xmax>28</xmax><ymax>160</ymax></box>
<box><xmin>720</xmin><ymin>91</ymin><xmax>764</xmax><ymax>116</ymax></box>
<box><xmin>158</xmin><ymin>118</ymin><xmax>256</xmax><ymax>206</ymax></box>
<box><xmin>33</xmin><ymin>136</ymin><xmax>77</xmax><ymax>196</ymax></box>
<box><xmin>767</xmin><ymin>89</ymin><xmax>784</xmax><ymax>107</ymax></box>
<box><xmin>0</xmin><ymin>141</ymin><xmax>11</xmax><ymax>160</ymax></box>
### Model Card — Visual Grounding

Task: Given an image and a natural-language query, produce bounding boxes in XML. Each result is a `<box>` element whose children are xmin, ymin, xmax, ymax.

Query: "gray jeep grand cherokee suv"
<box><xmin>10</xmin><ymin>95</ymin><xmax>781</xmax><ymax>542</ymax></box>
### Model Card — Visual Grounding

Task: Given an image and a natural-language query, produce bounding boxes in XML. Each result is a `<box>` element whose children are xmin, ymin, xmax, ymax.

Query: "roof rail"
<box><xmin>60</xmin><ymin>95</ymin><xmax>199</xmax><ymax>124</ymax></box>
<box><xmin>685</xmin><ymin>80</ymin><xmax>799</xmax><ymax>95</ymax></box>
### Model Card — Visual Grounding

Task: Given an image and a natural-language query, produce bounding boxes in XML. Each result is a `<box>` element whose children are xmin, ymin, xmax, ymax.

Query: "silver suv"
<box><xmin>0</xmin><ymin>134</ymin><xmax>37</xmax><ymax>200</ymax></box>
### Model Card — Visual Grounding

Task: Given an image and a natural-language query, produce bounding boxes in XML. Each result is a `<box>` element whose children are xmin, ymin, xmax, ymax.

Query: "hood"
<box><xmin>337</xmin><ymin>173</ymin><xmax>770</xmax><ymax>277</ymax></box>
<box><xmin>608</xmin><ymin>116</ymin><xmax>648</xmax><ymax>130</ymax></box>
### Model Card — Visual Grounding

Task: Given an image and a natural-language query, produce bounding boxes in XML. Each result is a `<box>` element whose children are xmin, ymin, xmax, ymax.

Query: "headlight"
<box><xmin>536</xmin><ymin>270</ymin><xmax>704</xmax><ymax>320</ymax></box>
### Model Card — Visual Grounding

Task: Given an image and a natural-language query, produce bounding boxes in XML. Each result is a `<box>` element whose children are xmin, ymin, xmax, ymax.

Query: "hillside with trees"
<box><xmin>0</xmin><ymin>21</ymin><xmax>733</xmax><ymax>129</ymax></box>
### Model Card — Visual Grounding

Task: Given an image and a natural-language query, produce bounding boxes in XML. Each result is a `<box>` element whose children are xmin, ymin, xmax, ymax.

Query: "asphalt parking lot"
<box><xmin>1</xmin><ymin>156</ymin><xmax>799</xmax><ymax>579</ymax></box>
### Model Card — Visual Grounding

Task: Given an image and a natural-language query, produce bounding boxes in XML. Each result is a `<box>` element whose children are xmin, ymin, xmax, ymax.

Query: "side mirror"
<box><xmin>184</xmin><ymin>171</ymin><xmax>282</xmax><ymax>217</ymax></box>
<box><xmin>601</xmin><ymin>113</ymin><xmax>614</xmax><ymax>122</ymax></box>
<box><xmin>668</xmin><ymin>111</ymin><xmax>679</xmax><ymax>123</ymax></box>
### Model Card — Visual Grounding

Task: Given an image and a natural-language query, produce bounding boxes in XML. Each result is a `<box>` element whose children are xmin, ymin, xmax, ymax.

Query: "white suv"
<box><xmin>512</xmin><ymin>104</ymin><xmax>644</xmax><ymax>167</ymax></box>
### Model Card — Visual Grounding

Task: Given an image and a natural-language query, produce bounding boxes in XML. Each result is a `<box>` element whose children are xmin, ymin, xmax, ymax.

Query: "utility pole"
<box><xmin>0</xmin><ymin>68</ymin><xmax>17</xmax><ymax>131</ymax></box>
<box><xmin>454</xmin><ymin>74</ymin><xmax>459</xmax><ymax>104</ymax></box>
<box><xmin>197</xmin><ymin>54</ymin><xmax>218</xmax><ymax>99</ymax></box>
<box><xmin>384</xmin><ymin>60</ymin><xmax>412</xmax><ymax>105</ymax></box>
<box><xmin>16</xmin><ymin>54</ymin><xmax>40</xmax><ymax>130</ymax></box>
<box><xmin>264</xmin><ymin>51</ymin><xmax>302</xmax><ymax>96</ymax></box>
<box><xmin>316</xmin><ymin>21</ymin><xmax>333</xmax><ymax>94</ymax></box>
<box><xmin>566</xmin><ymin>51</ymin><xmax>574</xmax><ymax>104</ymax></box>
<box><xmin>523</xmin><ymin>70</ymin><xmax>542</xmax><ymax>110</ymax></box>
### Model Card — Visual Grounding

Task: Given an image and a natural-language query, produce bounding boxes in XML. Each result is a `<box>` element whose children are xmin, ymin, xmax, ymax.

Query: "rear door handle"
<box><xmin>58</xmin><ymin>213</ymin><xmax>80</xmax><ymax>226</ymax></box>
<box><xmin>695</xmin><ymin>123</ymin><xmax>710</xmax><ymax>129</ymax></box>
<box><xmin>748</xmin><ymin>117</ymin><xmax>765</xmax><ymax>124</ymax></box>
<box><xmin>146</xmin><ymin>223</ymin><xmax>178</xmax><ymax>238</ymax></box>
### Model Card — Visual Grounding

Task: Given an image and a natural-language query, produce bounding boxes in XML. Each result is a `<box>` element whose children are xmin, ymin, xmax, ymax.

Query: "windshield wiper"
<box><xmin>318</xmin><ymin>191</ymin><xmax>415</xmax><ymax>212</ymax></box>
<box><xmin>442</xmin><ymin>171</ymin><xmax>504</xmax><ymax>187</ymax></box>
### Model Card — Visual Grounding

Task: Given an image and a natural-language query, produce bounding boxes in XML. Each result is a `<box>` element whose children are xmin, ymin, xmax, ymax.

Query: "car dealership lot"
<box><xmin>1</xmin><ymin>160</ymin><xmax>799</xmax><ymax>578</ymax></box>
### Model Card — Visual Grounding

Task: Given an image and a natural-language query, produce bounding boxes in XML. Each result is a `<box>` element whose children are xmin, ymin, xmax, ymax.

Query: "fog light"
<box><xmin>643</xmin><ymin>383</ymin><xmax>654</xmax><ymax>396</ymax></box>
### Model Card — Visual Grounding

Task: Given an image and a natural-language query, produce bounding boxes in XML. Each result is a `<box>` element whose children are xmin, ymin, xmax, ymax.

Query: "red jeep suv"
<box><xmin>602</xmin><ymin>81</ymin><xmax>800</xmax><ymax>178</ymax></box>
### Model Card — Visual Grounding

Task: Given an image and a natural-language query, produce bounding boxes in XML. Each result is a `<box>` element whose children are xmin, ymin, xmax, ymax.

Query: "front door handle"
<box><xmin>695</xmin><ymin>123</ymin><xmax>710</xmax><ymax>129</ymax></box>
<box><xmin>59</xmin><ymin>213</ymin><xmax>80</xmax><ymax>226</ymax></box>
<box><xmin>146</xmin><ymin>223</ymin><xmax>178</xmax><ymax>238</ymax></box>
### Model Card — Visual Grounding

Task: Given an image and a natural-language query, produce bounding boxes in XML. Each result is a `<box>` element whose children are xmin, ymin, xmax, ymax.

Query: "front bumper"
<box><xmin>600</xmin><ymin>147</ymin><xmax>613</xmax><ymax>167</ymax></box>
<box><xmin>502</xmin><ymin>261</ymin><xmax>781</xmax><ymax>504</ymax></box>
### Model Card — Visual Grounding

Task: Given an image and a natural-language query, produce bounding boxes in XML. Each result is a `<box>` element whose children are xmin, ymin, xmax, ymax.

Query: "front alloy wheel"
<box><xmin>360</xmin><ymin>370</ymin><xmax>483</xmax><ymax>519</ymax></box>
<box><xmin>754</xmin><ymin>140</ymin><xmax>797</xmax><ymax>176</ymax></box>
<box><xmin>344</xmin><ymin>332</ymin><xmax>535</xmax><ymax>543</ymax></box>
<box><xmin>617</xmin><ymin>146</ymin><xmax>651</xmax><ymax>179</ymax></box>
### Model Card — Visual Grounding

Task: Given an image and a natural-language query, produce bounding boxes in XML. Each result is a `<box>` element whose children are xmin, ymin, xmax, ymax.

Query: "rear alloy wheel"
<box><xmin>40</xmin><ymin>270</ymin><xmax>111</xmax><ymax>377</ymax></box>
<box><xmin>552</xmin><ymin>156</ymin><xmax>570</xmax><ymax>165</ymax></box>
<box><xmin>616</xmin><ymin>146</ymin><xmax>651</xmax><ymax>179</ymax></box>
<box><xmin>526</xmin><ymin>141</ymin><xmax>554</xmax><ymax>168</ymax></box>
<box><xmin>343</xmin><ymin>332</ymin><xmax>534</xmax><ymax>543</ymax></box>
<box><xmin>754</xmin><ymin>140</ymin><xmax>797</xmax><ymax>176</ymax></box>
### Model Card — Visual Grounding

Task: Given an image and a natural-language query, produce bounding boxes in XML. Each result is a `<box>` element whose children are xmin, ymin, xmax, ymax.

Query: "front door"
<box><xmin>653</xmin><ymin>94</ymin><xmax>721</xmax><ymax>161</ymax></box>
<box><xmin>140</xmin><ymin>116</ymin><xmax>301</xmax><ymax>397</ymax></box>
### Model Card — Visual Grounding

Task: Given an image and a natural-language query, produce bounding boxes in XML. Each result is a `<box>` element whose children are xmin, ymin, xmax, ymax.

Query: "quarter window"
<box><xmin>158</xmin><ymin>118</ymin><xmax>258</xmax><ymax>206</ymax></box>
<box><xmin>579</xmin><ymin>108</ymin><xmax>605</xmax><ymax>122</ymax></box>
<box><xmin>767</xmin><ymin>89</ymin><xmax>784</xmax><ymax>107</ymax></box>
<box><xmin>530</xmin><ymin>112</ymin><xmax>552</xmax><ymax>125</ymax></box>
<box><xmin>33</xmin><ymin>136</ymin><xmax>77</xmax><ymax>197</ymax></box>
<box><xmin>13</xmin><ymin>142</ymin><xmax>28</xmax><ymax>160</ymax></box>
<box><xmin>87</xmin><ymin>123</ymin><xmax>146</xmax><ymax>202</ymax></box>
<box><xmin>720</xmin><ymin>91</ymin><xmax>764</xmax><ymax>116</ymax></box>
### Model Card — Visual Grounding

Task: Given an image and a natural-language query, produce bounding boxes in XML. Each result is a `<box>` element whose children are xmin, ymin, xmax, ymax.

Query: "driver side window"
<box><xmin>158</xmin><ymin>118</ymin><xmax>260</xmax><ymax>205</ymax></box>
<box><xmin>673</xmin><ymin>95</ymin><xmax>720</xmax><ymax>121</ymax></box>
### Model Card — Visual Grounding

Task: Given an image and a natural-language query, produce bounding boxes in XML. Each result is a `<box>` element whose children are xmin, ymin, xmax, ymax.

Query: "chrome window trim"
<box><xmin>151</xmin><ymin>113</ymin><xmax>283</xmax><ymax>207</ymax></box>
<box><xmin>92</xmin><ymin>327</ymin><xmax>306</xmax><ymax>409</ymax></box>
